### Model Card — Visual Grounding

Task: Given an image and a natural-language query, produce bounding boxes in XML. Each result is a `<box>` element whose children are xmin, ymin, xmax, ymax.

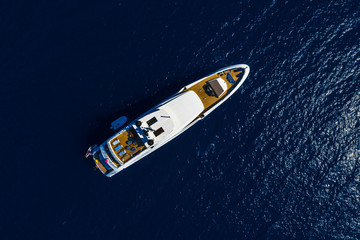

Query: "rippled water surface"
<box><xmin>1</xmin><ymin>0</ymin><xmax>360</xmax><ymax>239</ymax></box>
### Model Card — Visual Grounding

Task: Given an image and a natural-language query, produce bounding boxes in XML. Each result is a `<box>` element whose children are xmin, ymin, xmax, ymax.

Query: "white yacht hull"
<box><xmin>88</xmin><ymin>64</ymin><xmax>250</xmax><ymax>177</ymax></box>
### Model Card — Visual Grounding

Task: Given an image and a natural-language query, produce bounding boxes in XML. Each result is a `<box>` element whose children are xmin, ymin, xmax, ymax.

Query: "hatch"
<box><xmin>204</xmin><ymin>78</ymin><xmax>228</xmax><ymax>98</ymax></box>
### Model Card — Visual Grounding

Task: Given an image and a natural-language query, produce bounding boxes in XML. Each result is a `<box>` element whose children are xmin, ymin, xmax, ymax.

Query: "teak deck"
<box><xmin>183</xmin><ymin>69</ymin><xmax>243</xmax><ymax>110</ymax></box>
<box><xmin>110</xmin><ymin>127</ymin><xmax>146</xmax><ymax>164</ymax></box>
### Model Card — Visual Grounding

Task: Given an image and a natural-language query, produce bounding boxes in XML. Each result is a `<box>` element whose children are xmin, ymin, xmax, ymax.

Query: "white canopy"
<box><xmin>159</xmin><ymin>90</ymin><xmax>204</xmax><ymax>131</ymax></box>
<box><xmin>137</xmin><ymin>90</ymin><xmax>204</xmax><ymax>144</ymax></box>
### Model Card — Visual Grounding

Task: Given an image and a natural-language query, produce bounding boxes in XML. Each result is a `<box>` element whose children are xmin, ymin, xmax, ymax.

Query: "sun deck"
<box><xmin>108</xmin><ymin>126</ymin><xmax>147</xmax><ymax>164</ymax></box>
<box><xmin>183</xmin><ymin>68</ymin><xmax>244</xmax><ymax>111</ymax></box>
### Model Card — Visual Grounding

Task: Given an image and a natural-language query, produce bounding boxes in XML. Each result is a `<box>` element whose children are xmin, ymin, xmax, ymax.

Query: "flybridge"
<box><xmin>86</xmin><ymin>64</ymin><xmax>250</xmax><ymax>177</ymax></box>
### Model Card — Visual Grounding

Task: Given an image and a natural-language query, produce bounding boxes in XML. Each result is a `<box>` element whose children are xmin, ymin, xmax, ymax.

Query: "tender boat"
<box><xmin>86</xmin><ymin>64</ymin><xmax>250</xmax><ymax>177</ymax></box>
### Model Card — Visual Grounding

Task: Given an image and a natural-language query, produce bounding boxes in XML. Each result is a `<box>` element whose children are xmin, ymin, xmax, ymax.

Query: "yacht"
<box><xmin>86</xmin><ymin>64</ymin><xmax>250</xmax><ymax>177</ymax></box>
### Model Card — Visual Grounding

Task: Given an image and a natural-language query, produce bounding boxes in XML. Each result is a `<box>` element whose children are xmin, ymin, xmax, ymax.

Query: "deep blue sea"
<box><xmin>1</xmin><ymin>0</ymin><xmax>360</xmax><ymax>239</ymax></box>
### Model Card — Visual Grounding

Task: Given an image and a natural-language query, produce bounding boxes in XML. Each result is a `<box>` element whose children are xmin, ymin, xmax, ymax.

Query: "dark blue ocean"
<box><xmin>1</xmin><ymin>0</ymin><xmax>360</xmax><ymax>239</ymax></box>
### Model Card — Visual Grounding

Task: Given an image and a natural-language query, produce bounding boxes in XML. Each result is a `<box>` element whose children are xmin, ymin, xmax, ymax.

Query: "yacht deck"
<box><xmin>107</xmin><ymin>67</ymin><xmax>244</xmax><ymax>165</ymax></box>
<box><xmin>183</xmin><ymin>68</ymin><xmax>243</xmax><ymax>110</ymax></box>
<box><xmin>109</xmin><ymin>127</ymin><xmax>146</xmax><ymax>163</ymax></box>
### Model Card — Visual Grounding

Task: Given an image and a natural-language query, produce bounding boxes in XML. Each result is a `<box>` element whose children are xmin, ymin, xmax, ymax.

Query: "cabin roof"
<box><xmin>159</xmin><ymin>90</ymin><xmax>204</xmax><ymax>130</ymax></box>
<box><xmin>135</xmin><ymin>90</ymin><xmax>204</xmax><ymax>144</ymax></box>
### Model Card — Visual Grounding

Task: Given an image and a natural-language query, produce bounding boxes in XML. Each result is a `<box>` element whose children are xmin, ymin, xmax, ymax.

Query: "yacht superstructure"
<box><xmin>86</xmin><ymin>64</ymin><xmax>250</xmax><ymax>177</ymax></box>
